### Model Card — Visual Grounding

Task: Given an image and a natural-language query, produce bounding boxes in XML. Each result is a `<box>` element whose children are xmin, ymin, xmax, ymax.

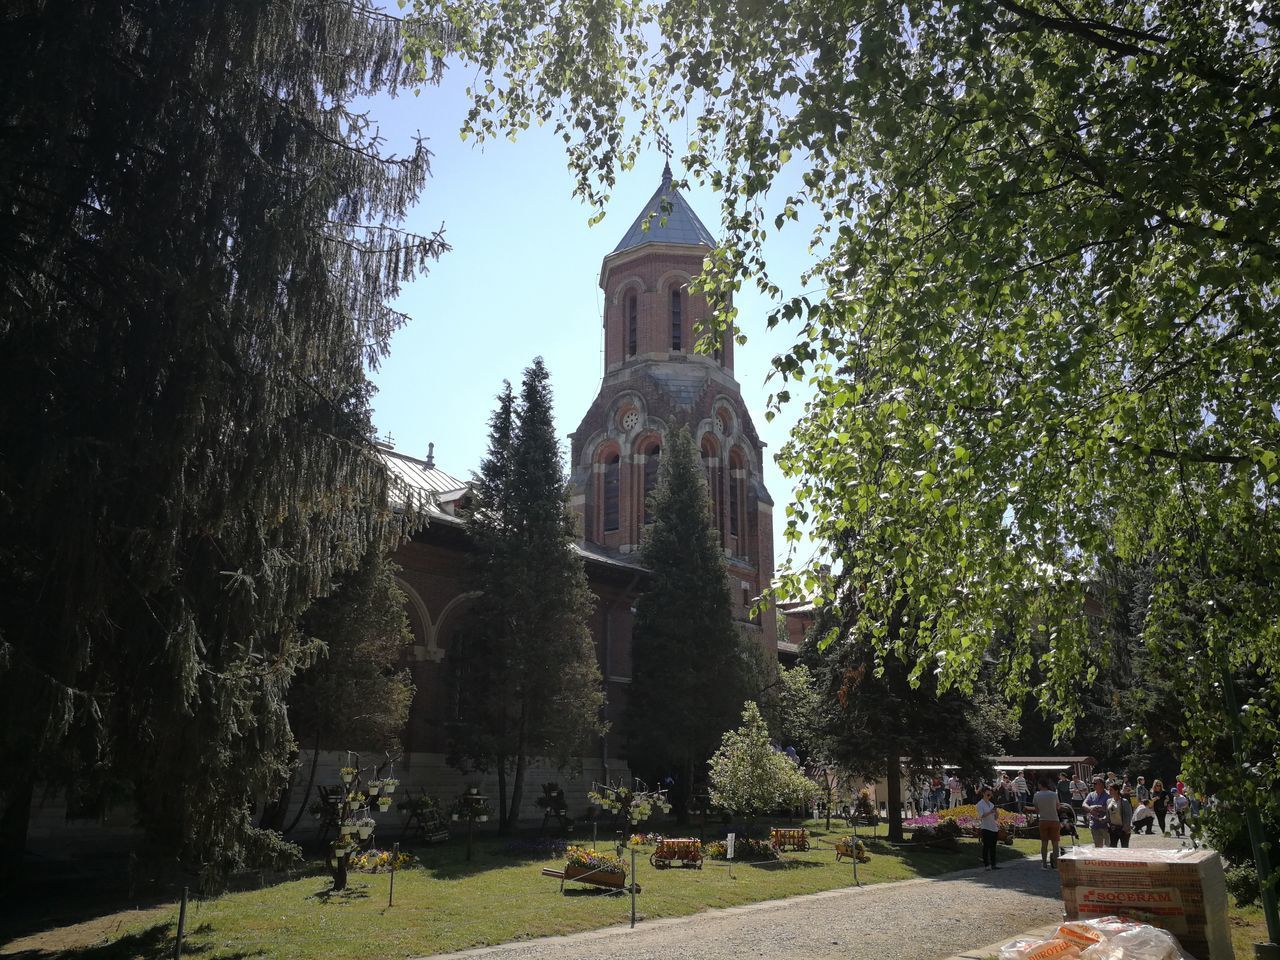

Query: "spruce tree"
<box><xmin>626</xmin><ymin>426</ymin><xmax>753</xmax><ymax>815</ymax></box>
<box><xmin>0</xmin><ymin>2</ymin><xmax>447</xmax><ymax>876</ymax></box>
<box><xmin>456</xmin><ymin>360</ymin><xmax>603</xmax><ymax>832</ymax></box>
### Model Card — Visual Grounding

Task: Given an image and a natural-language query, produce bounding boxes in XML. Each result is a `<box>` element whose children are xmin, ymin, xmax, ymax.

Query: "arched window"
<box><xmin>728</xmin><ymin>450</ymin><xmax>745</xmax><ymax>538</ymax></box>
<box><xmin>670</xmin><ymin>288</ymin><xmax>682</xmax><ymax>351</ymax></box>
<box><xmin>701</xmin><ymin>436</ymin><xmax>721</xmax><ymax>534</ymax></box>
<box><xmin>603</xmin><ymin>454</ymin><xmax>620</xmax><ymax>532</ymax></box>
<box><xmin>626</xmin><ymin>292</ymin><xmax>638</xmax><ymax>357</ymax></box>
<box><xmin>641</xmin><ymin>441</ymin><xmax>661</xmax><ymax>525</ymax></box>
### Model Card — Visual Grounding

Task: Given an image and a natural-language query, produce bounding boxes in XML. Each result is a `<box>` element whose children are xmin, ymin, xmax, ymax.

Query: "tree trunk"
<box><xmin>0</xmin><ymin>772</ymin><xmax>34</xmax><ymax>874</ymax></box>
<box><xmin>327</xmin><ymin>852</ymin><xmax>348</xmax><ymax>892</ymax></box>
<box><xmin>677</xmin><ymin>756</ymin><xmax>694</xmax><ymax>825</ymax></box>
<box><xmin>497</xmin><ymin>761</ymin><xmax>509</xmax><ymax>833</ymax></box>
<box><xmin>507</xmin><ymin>753</ymin><xmax>526</xmax><ymax>836</ymax></box>
<box><xmin>259</xmin><ymin>749</ymin><xmax>299</xmax><ymax>832</ymax></box>
<box><xmin>281</xmin><ymin>733</ymin><xmax>323</xmax><ymax>836</ymax></box>
<box><xmin>885</xmin><ymin>747</ymin><xmax>903</xmax><ymax>842</ymax></box>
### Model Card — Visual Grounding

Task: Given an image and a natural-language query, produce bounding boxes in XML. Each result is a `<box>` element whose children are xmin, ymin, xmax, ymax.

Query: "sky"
<box><xmin>365</xmin><ymin>59</ymin><xmax>821</xmax><ymax>573</ymax></box>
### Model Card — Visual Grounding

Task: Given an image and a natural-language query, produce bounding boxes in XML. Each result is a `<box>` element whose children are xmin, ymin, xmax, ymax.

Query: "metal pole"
<box><xmin>389</xmin><ymin>842</ymin><xmax>398</xmax><ymax>908</ymax></box>
<box><xmin>630</xmin><ymin>844</ymin><xmax>637</xmax><ymax>928</ymax></box>
<box><xmin>467</xmin><ymin>812</ymin><xmax>474</xmax><ymax>861</ymax></box>
<box><xmin>172</xmin><ymin>886</ymin><xmax>188</xmax><ymax>959</ymax></box>
<box><xmin>593</xmin><ymin>820</ymin><xmax>597</xmax><ymax>848</ymax></box>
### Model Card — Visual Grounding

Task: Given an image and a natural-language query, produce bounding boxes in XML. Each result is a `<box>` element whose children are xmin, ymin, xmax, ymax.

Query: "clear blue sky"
<box><xmin>365</xmin><ymin>61</ymin><xmax>819</xmax><ymax>573</ymax></box>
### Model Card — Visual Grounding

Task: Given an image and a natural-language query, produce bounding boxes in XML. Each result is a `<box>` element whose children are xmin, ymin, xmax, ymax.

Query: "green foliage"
<box><xmin>0</xmin><ymin>0</ymin><xmax>447</xmax><ymax>877</ymax></box>
<box><xmin>454</xmin><ymin>359</ymin><xmax>605</xmax><ymax>830</ymax></box>
<box><xmin>771</xmin><ymin>663</ymin><xmax>822</xmax><ymax>761</ymax></box>
<box><xmin>1227</xmin><ymin>864</ymin><xmax>1262</xmax><ymax>909</ymax></box>
<box><xmin>708</xmin><ymin>702</ymin><xmax>818</xmax><ymax>816</ymax></box>
<box><xmin>625</xmin><ymin>426</ymin><xmax>755</xmax><ymax>797</ymax></box>
<box><xmin>403</xmin><ymin>0</ymin><xmax>1280</xmax><ymax>927</ymax></box>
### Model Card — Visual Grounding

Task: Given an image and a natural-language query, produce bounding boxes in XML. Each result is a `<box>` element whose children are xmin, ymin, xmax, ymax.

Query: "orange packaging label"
<box><xmin>1025</xmin><ymin>940</ymin><xmax>1080</xmax><ymax>960</ymax></box>
<box><xmin>1076</xmin><ymin>887</ymin><xmax>1188</xmax><ymax>934</ymax></box>
<box><xmin>1056</xmin><ymin>924</ymin><xmax>1104</xmax><ymax>948</ymax></box>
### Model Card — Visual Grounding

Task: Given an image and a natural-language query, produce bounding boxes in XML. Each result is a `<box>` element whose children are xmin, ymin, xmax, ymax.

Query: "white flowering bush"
<box><xmin>708</xmin><ymin>702</ymin><xmax>818</xmax><ymax>816</ymax></box>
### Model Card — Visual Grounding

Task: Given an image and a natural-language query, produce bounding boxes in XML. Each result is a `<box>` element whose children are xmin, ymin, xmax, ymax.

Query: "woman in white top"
<box><xmin>977</xmin><ymin>786</ymin><xmax>1001</xmax><ymax>871</ymax></box>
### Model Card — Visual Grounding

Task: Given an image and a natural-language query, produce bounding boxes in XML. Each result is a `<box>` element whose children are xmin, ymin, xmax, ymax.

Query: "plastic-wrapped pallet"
<box><xmin>1057</xmin><ymin>848</ymin><xmax>1232</xmax><ymax>960</ymax></box>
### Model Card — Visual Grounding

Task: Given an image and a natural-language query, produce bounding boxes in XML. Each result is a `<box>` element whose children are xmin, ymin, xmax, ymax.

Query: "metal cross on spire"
<box><xmin>657</xmin><ymin>129</ymin><xmax>673</xmax><ymax>186</ymax></box>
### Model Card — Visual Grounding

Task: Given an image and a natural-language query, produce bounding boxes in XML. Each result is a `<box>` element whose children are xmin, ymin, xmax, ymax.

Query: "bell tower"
<box><xmin>569</xmin><ymin>164</ymin><xmax>776</xmax><ymax>657</ymax></box>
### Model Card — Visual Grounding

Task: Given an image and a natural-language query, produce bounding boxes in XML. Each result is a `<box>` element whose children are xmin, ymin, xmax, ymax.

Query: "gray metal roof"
<box><xmin>380</xmin><ymin>446</ymin><xmax>468</xmax><ymax>500</ymax></box>
<box><xmin>611</xmin><ymin>164</ymin><xmax>716</xmax><ymax>253</ymax></box>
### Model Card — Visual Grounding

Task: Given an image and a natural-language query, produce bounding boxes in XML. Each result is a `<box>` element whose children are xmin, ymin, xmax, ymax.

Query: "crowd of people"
<box><xmin>917</xmin><ymin>767</ymin><xmax>1201</xmax><ymax>872</ymax></box>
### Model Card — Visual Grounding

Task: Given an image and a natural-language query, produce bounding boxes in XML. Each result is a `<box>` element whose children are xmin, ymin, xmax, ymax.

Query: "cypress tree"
<box><xmin>456</xmin><ymin>360</ymin><xmax>603</xmax><ymax>832</ymax></box>
<box><xmin>0</xmin><ymin>2</ymin><xmax>447</xmax><ymax>877</ymax></box>
<box><xmin>626</xmin><ymin>426</ymin><xmax>754</xmax><ymax>815</ymax></box>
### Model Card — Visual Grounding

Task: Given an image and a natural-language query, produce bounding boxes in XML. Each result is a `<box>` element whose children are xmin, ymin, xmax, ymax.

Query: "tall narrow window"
<box><xmin>642</xmin><ymin>443</ymin><xmax>660</xmax><ymax>524</ymax></box>
<box><xmin>626</xmin><ymin>292</ymin><xmax>638</xmax><ymax>357</ymax></box>
<box><xmin>728</xmin><ymin>469</ymin><xmax>740</xmax><ymax>536</ymax></box>
<box><xmin>702</xmin><ymin>438</ymin><xmax>721</xmax><ymax>534</ymax></box>
<box><xmin>603</xmin><ymin>455</ymin><xmax>620</xmax><ymax>532</ymax></box>
<box><xmin>670</xmin><ymin>288</ymin><xmax>682</xmax><ymax>350</ymax></box>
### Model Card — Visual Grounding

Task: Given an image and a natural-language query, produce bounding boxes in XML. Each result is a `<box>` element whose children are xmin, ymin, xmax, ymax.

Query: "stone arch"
<box><xmin>396</xmin><ymin>577</ymin><xmax>444</xmax><ymax>662</ymax></box>
<box><xmin>634</xmin><ymin>430</ymin><xmax>663</xmax><ymax>529</ymax></box>
<box><xmin>434</xmin><ymin>592</ymin><xmax>480</xmax><ymax>656</ymax></box>
<box><xmin>610</xmin><ymin>275</ymin><xmax>646</xmax><ymax>305</ymax></box>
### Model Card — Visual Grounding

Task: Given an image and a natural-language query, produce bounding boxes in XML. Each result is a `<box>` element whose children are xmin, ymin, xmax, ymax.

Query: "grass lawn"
<box><xmin>1</xmin><ymin>821</ymin><xmax>1040</xmax><ymax>959</ymax></box>
<box><xmin>1228</xmin><ymin>903</ymin><xmax>1270</xmax><ymax>960</ymax></box>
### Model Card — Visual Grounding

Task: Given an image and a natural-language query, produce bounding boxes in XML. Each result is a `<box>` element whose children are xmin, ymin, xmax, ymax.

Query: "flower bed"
<box><xmin>650</xmin><ymin>837</ymin><xmax>702</xmax><ymax>868</ymax></box>
<box><xmin>349</xmin><ymin>848</ymin><xmax>417</xmax><ymax>873</ymax></box>
<box><xmin>904</xmin><ymin>805</ymin><xmax>1026</xmax><ymax>832</ymax></box>
<box><xmin>704</xmin><ymin>838</ymin><xmax>779</xmax><ymax>862</ymax></box>
<box><xmin>629</xmin><ymin>832</ymin><xmax>665</xmax><ymax>847</ymax></box>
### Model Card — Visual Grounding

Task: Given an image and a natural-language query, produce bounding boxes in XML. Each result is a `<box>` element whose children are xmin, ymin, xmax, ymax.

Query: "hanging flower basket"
<box><xmin>377</xmin><ymin>796</ymin><xmax>392</xmax><ymax>812</ymax></box>
<box><xmin>477</xmin><ymin>815</ymin><xmax>489</xmax><ymax>822</ymax></box>
<box><xmin>340</xmin><ymin>823</ymin><xmax>357</xmax><ymax>837</ymax></box>
<box><xmin>368</xmin><ymin>780</ymin><xmax>382</xmax><ymax>796</ymax></box>
<box><xmin>451</xmin><ymin>813</ymin><xmax>459</xmax><ymax>821</ymax></box>
<box><xmin>340</xmin><ymin>767</ymin><xmax>356</xmax><ymax>784</ymax></box>
<box><xmin>381</xmin><ymin>778</ymin><xmax>399</xmax><ymax>795</ymax></box>
<box><xmin>357</xmin><ymin>818</ymin><xmax>375</xmax><ymax>840</ymax></box>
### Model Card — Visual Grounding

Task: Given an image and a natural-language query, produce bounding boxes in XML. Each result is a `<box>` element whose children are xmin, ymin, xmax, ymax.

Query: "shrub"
<box><xmin>703</xmin><ymin>837</ymin><xmax>778</xmax><ymax>861</ymax></box>
<box><xmin>1225</xmin><ymin>863</ymin><xmax>1260</xmax><ymax>907</ymax></box>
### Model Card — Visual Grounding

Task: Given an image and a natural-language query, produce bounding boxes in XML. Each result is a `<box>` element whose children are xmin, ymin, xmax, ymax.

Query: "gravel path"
<box><xmin>416</xmin><ymin>855</ymin><xmax>1062</xmax><ymax>960</ymax></box>
<box><xmin>416</xmin><ymin>834</ymin><xmax>1197</xmax><ymax>960</ymax></box>
<box><xmin>414</xmin><ymin>834</ymin><xmax>1192</xmax><ymax>960</ymax></box>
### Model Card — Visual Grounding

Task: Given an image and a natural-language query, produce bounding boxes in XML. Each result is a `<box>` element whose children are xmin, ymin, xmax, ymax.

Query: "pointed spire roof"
<box><xmin>611</xmin><ymin>163</ymin><xmax>716</xmax><ymax>253</ymax></box>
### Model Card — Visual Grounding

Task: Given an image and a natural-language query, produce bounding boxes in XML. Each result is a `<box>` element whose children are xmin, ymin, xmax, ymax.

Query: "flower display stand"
<box><xmin>563</xmin><ymin>863</ymin><xmax>627</xmax><ymax>889</ymax></box>
<box><xmin>650</xmin><ymin>837</ymin><xmax>703</xmax><ymax>869</ymax></box>
<box><xmin>770</xmin><ymin>827</ymin><xmax>810</xmax><ymax>852</ymax></box>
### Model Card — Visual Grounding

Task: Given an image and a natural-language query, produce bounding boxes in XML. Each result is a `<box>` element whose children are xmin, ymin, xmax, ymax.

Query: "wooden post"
<box><xmin>630</xmin><ymin>844</ymin><xmax>637</xmax><ymax>928</ymax></box>
<box><xmin>172</xmin><ymin>886</ymin><xmax>188</xmax><ymax>959</ymax></box>
<box><xmin>389</xmin><ymin>842</ymin><xmax>398</xmax><ymax>908</ymax></box>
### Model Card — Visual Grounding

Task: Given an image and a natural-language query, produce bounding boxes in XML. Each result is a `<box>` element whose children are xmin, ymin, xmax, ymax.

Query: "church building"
<box><xmin>24</xmin><ymin>168</ymin><xmax>779</xmax><ymax>855</ymax></box>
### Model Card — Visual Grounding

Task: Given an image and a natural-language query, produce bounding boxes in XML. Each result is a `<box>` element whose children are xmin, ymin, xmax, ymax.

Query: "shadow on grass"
<box><xmin>306</xmin><ymin>881</ymin><xmax>371</xmax><ymax>904</ymax></box>
<box><xmin>2</xmin><ymin>921</ymin><xmax>261</xmax><ymax>960</ymax></box>
<box><xmin>745</xmin><ymin>859</ymin><xmax>827</xmax><ymax>871</ymax></box>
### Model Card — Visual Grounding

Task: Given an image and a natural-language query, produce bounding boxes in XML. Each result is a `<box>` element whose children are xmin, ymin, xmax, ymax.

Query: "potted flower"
<box><xmin>381</xmin><ymin>777</ymin><xmax>399</xmax><ymax>796</ymax></box>
<box><xmin>340</xmin><ymin>766</ymin><xmax>356</xmax><ymax>784</ymax></box>
<box><xmin>333</xmin><ymin>837</ymin><xmax>353</xmax><ymax>858</ymax></box>
<box><xmin>357</xmin><ymin>817</ymin><xmax>376</xmax><ymax>840</ymax></box>
<box><xmin>377</xmin><ymin>795</ymin><xmax>393</xmax><ymax>812</ymax></box>
<box><xmin>467</xmin><ymin>786</ymin><xmax>478</xmax><ymax>796</ymax></box>
<box><xmin>473</xmin><ymin>799</ymin><xmax>492</xmax><ymax>822</ymax></box>
<box><xmin>367</xmin><ymin>779</ymin><xmax>382</xmax><ymax>796</ymax></box>
<box><xmin>340</xmin><ymin>821</ymin><xmax>357</xmax><ymax>838</ymax></box>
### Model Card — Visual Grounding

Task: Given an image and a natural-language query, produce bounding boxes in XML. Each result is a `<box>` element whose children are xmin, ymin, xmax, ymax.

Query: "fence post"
<box><xmin>173</xmin><ymin>886</ymin><xmax>188</xmax><ymax>959</ymax></box>
<box><xmin>389</xmin><ymin>842</ymin><xmax>398</xmax><ymax>908</ymax></box>
<box><xmin>630</xmin><ymin>844</ymin><xmax>637</xmax><ymax>928</ymax></box>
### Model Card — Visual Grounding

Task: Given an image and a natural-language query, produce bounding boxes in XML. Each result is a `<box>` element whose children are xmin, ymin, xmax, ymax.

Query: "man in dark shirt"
<box><xmin>1057</xmin><ymin>773</ymin><xmax>1072</xmax><ymax>804</ymax></box>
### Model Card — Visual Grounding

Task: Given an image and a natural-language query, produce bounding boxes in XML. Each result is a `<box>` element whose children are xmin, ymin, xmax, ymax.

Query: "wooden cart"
<box><xmin>770</xmin><ymin>827</ymin><xmax>810</xmax><ymax>852</ymax></box>
<box><xmin>650</xmin><ymin>837</ymin><xmax>703</xmax><ymax>869</ymax></box>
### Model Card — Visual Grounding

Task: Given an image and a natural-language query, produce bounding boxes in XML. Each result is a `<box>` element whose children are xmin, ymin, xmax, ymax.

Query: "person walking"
<box><xmin>1151</xmin><ymin>779</ymin><xmax>1169</xmax><ymax>835</ymax></box>
<box><xmin>1070</xmin><ymin>773</ymin><xmax>1087</xmax><ymax>821</ymax></box>
<box><xmin>1085</xmin><ymin>776</ymin><xmax>1110</xmax><ymax>848</ymax></box>
<box><xmin>1030</xmin><ymin>778</ymin><xmax>1063</xmax><ymax>868</ymax></box>
<box><xmin>1057</xmin><ymin>773</ymin><xmax>1073</xmax><ymax>806</ymax></box>
<box><xmin>1012</xmin><ymin>771</ymin><xmax>1030</xmax><ymax>810</ymax></box>
<box><xmin>947</xmin><ymin>773</ymin><xmax>963</xmax><ymax>809</ymax></box>
<box><xmin>1107</xmin><ymin>782</ymin><xmax>1133</xmax><ymax>847</ymax></box>
<box><xmin>1135</xmin><ymin>776</ymin><xmax>1150</xmax><ymax>804</ymax></box>
<box><xmin>1172</xmin><ymin>790</ymin><xmax>1191</xmax><ymax>837</ymax></box>
<box><xmin>977</xmin><ymin>785</ymin><xmax>1001</xmax><ymax>871</ymax></box>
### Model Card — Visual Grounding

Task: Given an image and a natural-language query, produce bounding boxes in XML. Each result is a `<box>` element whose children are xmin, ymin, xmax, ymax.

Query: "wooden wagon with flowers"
<box><xmin>770</xmin><ymin>827</ymin><xmax>810</xmax><ymax>853</ymax></box>
<box><xmin>541</xmin><ymin>846</ymin><xmax>635</xmax><ymax>892</ymax></box>
<box><xmin>650</xmin><ymin>837</ymin><xmax>703</xmax><ymax>869</ymax></box>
